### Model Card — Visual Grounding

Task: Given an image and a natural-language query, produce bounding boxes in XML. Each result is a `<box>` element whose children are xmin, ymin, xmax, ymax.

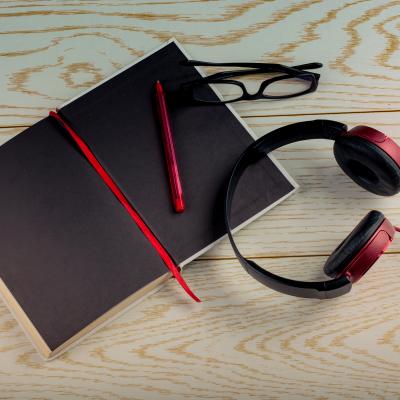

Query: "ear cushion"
<box><xmin>323</xmin><ymin>210</ymin><xmax>385</xmax><ymax>278</ymax></box>
<box><xmin>334</xmin><ymin>136</ymin><xmax>400</xmax><ymax>196</ymax></box>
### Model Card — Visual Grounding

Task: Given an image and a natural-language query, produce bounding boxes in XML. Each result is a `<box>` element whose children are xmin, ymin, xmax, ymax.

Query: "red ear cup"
<box><xmin>347</xmin><ymin>126</ymin><xmax>400</xmax><ymax>166</ymax></box>
<box><xmin>334</xmin><ymin>126</ymin><xmax>400</xmax><ymax>196</ymax></box>
<box><xmin>324</xmin><ymin>211</ymin><xmax>395</xmax><ymax>283</ymax></box>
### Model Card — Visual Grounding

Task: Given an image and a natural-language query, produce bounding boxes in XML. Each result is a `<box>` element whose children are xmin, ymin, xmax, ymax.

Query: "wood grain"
<box><xmin>0</xmin><ymin>0</ymin><xmax>400</xmax><ymax>126</ymax></box>
<box><xmin>1</xmin><ymin>1</ymin><xmax>400</xmax><ymax>398</ymax></box>
<box><xmin>0</xmin><ymin>256</ymin><xmax>399</xmax><ymax>399</ymax></box>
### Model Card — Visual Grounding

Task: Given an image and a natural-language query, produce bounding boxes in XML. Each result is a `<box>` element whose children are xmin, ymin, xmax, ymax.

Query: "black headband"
<box><xmin>224</xmin><ymin>120</ymin><xmax>353</xmax><ymax>299</ymax></box>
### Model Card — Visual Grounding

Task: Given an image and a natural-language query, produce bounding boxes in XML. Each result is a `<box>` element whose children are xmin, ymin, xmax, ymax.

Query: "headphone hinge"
<box><xmin>318</xmin><ymin>120</ymin><xmax>348</xmax><ymax>140</ymax></box>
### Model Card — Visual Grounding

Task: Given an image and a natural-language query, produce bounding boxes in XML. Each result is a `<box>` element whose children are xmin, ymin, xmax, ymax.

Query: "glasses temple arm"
<box><xmin>186</xmin><ymin>69</ymin><xmax>319</xmax><ymax>83</ymax></box>
<box><xmin>292</xmin><ymin>62</ymin><xmax>323</xmax><ymax>71</ymax></box>
<box><xmin>181</xmin><ymin>60</ymin><xmax>322</xmax><ymax>72</ymax></box>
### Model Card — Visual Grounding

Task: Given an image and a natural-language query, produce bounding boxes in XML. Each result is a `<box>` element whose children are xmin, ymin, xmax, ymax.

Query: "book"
<box><xmin>0</xmin><ymin>39</ymin><xmax>297</xmax><ymax>360</ymax></box>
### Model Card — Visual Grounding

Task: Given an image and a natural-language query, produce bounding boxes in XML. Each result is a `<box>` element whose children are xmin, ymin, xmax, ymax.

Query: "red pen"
<box><xmin>155</xmin><ymin>80</ymin><xmax>185</xmax><ymax>213</ymax></box>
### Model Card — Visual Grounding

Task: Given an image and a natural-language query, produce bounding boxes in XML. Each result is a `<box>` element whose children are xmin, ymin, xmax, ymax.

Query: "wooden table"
<box><xmin>0</xmin><ymin>1</ymin><xmax>399</xmax><ymax>398</ymax></box>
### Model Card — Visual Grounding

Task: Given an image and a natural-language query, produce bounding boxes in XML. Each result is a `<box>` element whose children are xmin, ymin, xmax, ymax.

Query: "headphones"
<box><xmin>225</xmin><ymin>120</ymin><xmax>400</xmax><ymax>299</ymax></box>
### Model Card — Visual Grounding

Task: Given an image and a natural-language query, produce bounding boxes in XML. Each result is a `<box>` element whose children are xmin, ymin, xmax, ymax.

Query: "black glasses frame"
<box><xmin>179</xmin><ymin>60</ymin><xmax>321</xmax><ymax>104</ymax></box>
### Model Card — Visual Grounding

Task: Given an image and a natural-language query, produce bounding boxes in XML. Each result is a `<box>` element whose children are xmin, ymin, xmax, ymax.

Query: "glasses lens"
<box><xmin>192</xmin><ymin>82</ymin><xmax>244</xmax><ymax>102</ymax></box>
<box><xmin>263</xmin><ymin>75</ymin><xmax>313</xmax><ymax>97</ymax></box>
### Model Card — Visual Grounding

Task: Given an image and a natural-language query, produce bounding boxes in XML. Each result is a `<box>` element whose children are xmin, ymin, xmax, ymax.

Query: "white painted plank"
<box><xmin>1</xmin><ymin>2</ymin><xmax>399</xmax><ymax>394</ymax></box>
<box><xmin>0</xmin><ymin>0</ymin><xmax>399</xmax><ymax>126</ymax></box>
<box><xmin>0</xmin><ymin>256</ymin><xmax>398</xmax><ymax>399</ymax></box>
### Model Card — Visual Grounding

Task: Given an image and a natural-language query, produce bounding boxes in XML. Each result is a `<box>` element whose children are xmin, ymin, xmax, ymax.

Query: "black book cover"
<box><xmin>0</xmin><ymin>40</ymin><xmax>296</xmax><ymax>359</ymax></box>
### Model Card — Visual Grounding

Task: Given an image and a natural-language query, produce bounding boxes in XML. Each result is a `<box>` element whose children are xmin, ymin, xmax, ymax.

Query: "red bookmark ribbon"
<box><xmin>49</xmin><ymin>111</ymin><xmax>200</xmax><ymax>302</ymax></box>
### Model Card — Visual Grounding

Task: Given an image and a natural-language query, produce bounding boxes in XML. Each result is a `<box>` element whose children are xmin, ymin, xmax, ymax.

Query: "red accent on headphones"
<box><xmin>346</xmin><ymin>126</ymin><xmax>400</xmax><ymax>167</ymax></box>
<box><xmin>331</xmin><ymin>126</ymin><xmax>399</xmax><ymax>283</ymax></box>
<box><xmin>338</xmin><ymin>218</ymin><xmax>395</xmax><ymax>283</ymax></box>
<box><xmin>225</xmin><ymin>120</ymin><xmax>400</xmax><ymax>299</ymax></box>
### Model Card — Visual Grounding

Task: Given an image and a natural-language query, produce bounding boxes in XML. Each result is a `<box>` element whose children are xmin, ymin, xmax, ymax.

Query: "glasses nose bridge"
<box><xmin>255</xmin><ymin>81</ymin><xmax>271</xmax><ymax>97</ymax></box>
<box><xmin>245</xmin><ymin>90</ymin><xmax>262</xmax><ymax>99</ymax></box>
<box><xmin>236</xmin><ymin>79</ymin><xmax>263</xmax><ymax>97</ymax></box>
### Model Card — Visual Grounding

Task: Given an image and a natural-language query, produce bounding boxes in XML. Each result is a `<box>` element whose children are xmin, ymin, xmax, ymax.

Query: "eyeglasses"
<box><xmin>178</xmin><ymin>60</ymin><xmax>322</xmax><ymax>104</ymax></box>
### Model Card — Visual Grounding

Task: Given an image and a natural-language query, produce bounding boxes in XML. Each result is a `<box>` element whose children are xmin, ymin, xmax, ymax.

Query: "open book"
<box><xmin>0</xmin><ymin>39</ymin><xmax>297</xmax><ymax>360</ymax></box>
